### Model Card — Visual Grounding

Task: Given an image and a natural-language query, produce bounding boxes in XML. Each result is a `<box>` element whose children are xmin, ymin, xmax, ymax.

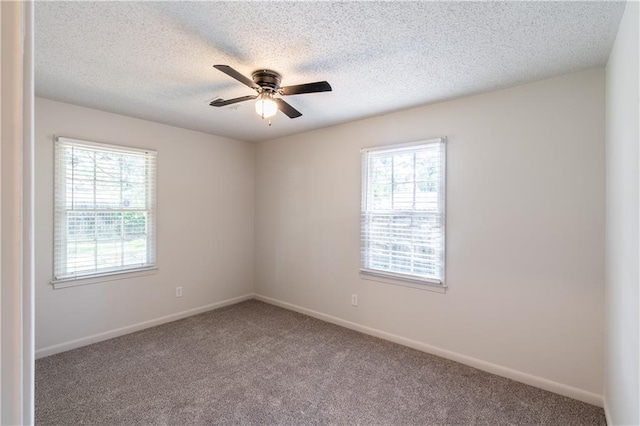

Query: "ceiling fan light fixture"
<box><xmin>255</xmin><ymin>93</ymin><xmax>278</xmax><ymax>119</ymax></box>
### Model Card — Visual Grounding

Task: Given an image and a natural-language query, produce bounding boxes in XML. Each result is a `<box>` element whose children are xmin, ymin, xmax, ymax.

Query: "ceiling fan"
<box><xmin>209</xmin><ymin>65</ymin><xmax>332</xmax><ymax>121</ymax></box>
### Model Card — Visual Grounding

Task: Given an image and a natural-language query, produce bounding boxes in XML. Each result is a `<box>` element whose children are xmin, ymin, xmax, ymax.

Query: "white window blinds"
<box><xmin>361</xmin><ymin>138</ymin><xmax>446</xmax><ymax>285</ymax></box>
<box><xmin>54</xmin><ymin>137</ymin><xmax>157</xmax><ymax>281</ymax></box>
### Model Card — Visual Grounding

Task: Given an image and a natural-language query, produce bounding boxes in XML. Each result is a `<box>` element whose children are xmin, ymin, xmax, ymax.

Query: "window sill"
<box><xmin>51</xmin><ymin>267</ymin><xmax>158</xmax><ymax>289</ymax></box>
<box><xmin>359</xmin><ymin>268</ymin><xmax>447</xmax><ymax>294</ymax></box>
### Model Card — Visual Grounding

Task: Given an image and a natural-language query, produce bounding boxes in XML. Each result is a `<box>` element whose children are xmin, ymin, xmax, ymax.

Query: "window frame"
<box><xmin>52</xmin><ymin>136</ymin><xmax>157</xmax><ymax>288</ymax></box>
<box><xmin>360</xmin><ymin>138</ymin><xmax>447</xmax><ymax>290</ymax></box>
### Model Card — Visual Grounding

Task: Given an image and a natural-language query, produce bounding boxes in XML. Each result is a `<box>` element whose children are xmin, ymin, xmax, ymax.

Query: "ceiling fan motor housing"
<box><xmin>252</xmin><ymin>70</ymin><xmax>281</xmax><ymax>92</ymax></box>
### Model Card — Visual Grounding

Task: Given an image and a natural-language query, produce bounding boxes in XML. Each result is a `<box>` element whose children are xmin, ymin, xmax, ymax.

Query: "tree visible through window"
<box><xmin>54</xmin><ymin>137</ymin><xmax>157</xmax><ymax>282</ymax></box>
<box><xmin>361</xmin><ymin>138</ymin><xmax>446</xmax><ymax>285</ymax></box>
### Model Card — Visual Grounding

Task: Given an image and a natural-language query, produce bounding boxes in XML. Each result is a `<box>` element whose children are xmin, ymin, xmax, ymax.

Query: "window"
<box><xmin>361</xmin><ymin>138</ymin><xmax>446</xmax><ymax>287</ymax></box>
<box><xmin>54</xmin><ymin>137</ymin><xmax>157</xmax><ymax>283</ymax></box>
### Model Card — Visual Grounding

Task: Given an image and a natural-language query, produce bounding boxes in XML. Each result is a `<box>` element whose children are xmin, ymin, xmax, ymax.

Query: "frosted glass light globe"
<box><xmin>255</xmin><ymin>96</ymin><xmax>278</xmax><ymax>118</ymax></box>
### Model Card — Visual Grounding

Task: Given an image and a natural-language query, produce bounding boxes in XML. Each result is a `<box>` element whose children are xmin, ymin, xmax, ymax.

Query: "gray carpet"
<box><xmin>36</xmin><ymin>300</ymin><xmax>605</xmax><ymax>425</ymax></box>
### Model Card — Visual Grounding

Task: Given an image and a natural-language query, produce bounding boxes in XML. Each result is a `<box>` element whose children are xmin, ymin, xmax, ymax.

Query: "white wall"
<box><xmin>34</xmin><ymin>98</ymin><xmax>255</xmax><ymax>355</ymax></box>
<box><xmin>255</xmin><ymin>69</ymin><xmax>605</xmax><ymax>403</ymax></box>
<box><xmin>605</xmin><ymin>1</ymin><xmax>640</xmax><ymax>425</ymax></box>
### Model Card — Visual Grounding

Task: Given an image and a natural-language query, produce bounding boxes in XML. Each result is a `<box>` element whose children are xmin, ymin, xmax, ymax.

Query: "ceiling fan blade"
<box><xmin>279</xmin><ymin>81</ymin><xmax>332</xmax><ymax>96</ymax></box>
<box><xmin>209</xmin><ymin>95</ymin><xmax>257</xmax><ymax>107</ymax></box>
<box><xmin>213</xmin><ymin>65</ymin><xmax>259</xmax><ymax>90</ymax></box>
<box><xmin>274</xmin><ymin>98</ymin><xmax>302</xmax><ymax>119</ymax></box>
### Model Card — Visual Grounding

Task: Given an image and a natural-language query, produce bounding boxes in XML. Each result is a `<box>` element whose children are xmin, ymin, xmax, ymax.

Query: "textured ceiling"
<box><xmin>35</xmin><ymin>1</ymin><xmax>625</xmax><ymax>143</ymax></box>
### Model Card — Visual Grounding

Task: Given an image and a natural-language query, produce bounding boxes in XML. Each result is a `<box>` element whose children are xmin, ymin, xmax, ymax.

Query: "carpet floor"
<box><xmin>36</xmin><ymin>300</ymin><xmax>605</xmax><ymax>425</ymax></box>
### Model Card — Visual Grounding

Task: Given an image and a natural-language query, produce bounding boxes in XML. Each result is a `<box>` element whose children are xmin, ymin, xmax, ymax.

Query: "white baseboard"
<box><xmin>35</xmin><ymin>293</ymin><xmax>254</xmax><ymax>359</ymax></box>
<box><xmin>603</xmin><ymin>396</ymin><xmax>612</xmax><ymax>425</ymax></box>
<box><xmin>254</xmin><ymin>294</ymin><xmax>604</xmax><ymax>408</ymax></box>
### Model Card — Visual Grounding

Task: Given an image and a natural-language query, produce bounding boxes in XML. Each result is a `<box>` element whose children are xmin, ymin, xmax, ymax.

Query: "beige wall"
<box><xmin>605</xmin><ymin>2</ymin><xmax>640</xmax><ymax>424</ymax></box>
<box><xmin>34</xmin><ymin>98</ymin><xmax>255</xmax><ymax>354</ymax></box>
<box><xmin>35</xmin><ymin>68</ymin><xmax>609</xmax><ymax>407</ymax></box>
<box><xmin>255</xmin><ymin>69</ymin><xmax>605</xmax><ymax>401</ymax></box>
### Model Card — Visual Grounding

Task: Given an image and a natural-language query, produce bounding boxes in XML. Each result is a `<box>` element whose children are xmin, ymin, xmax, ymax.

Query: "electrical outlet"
<box><xmin>351</xmin><ymin>294</ymin><xmax>358</xmax><ymax>306</ymax></box>
<box><xmin>175</xmin><ymin>286</ymin><xmax>183</xmax><ymax>298</ymax></box>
